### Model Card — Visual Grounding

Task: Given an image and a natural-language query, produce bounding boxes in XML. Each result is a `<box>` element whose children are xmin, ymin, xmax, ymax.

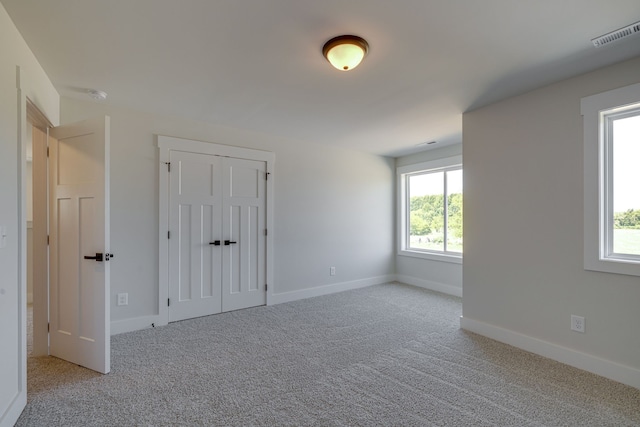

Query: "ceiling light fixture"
<box><xmin>87</xmin><ymin>89</ymin><xmax>108</xmax><ymax>101</ymax></box>
<box><xmin>322</xmin><ymin>35</ymin><xmax>369</xmax><ymax>71</ymax></box>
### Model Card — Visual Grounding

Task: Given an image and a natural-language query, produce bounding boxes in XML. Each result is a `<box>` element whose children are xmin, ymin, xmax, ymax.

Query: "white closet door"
<box><xmin>168</xmin><ymin>151</ymin><xmax>223</xmax><ymax>322</ymax></box>
<box><xmin>222</xmin><ymin>157</ymin><xmax>267</xmax><ymax>312</ymax></box>
<box><xmin>167</xmin><ymin>150</ymin><xmax>267</xmax><ymax>321</ymax></box>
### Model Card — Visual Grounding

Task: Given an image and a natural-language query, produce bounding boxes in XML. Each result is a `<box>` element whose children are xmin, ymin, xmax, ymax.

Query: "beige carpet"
<box><xmin>18</xmin><ymin>283</ymin><xmax>640</xmax><ymax>426</ymax></box>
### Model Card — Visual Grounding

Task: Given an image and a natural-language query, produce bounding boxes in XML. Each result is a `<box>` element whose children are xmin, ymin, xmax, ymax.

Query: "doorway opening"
<box><xmin>25</xmin><ymin>99</ymin><xmax>52</xmax><ymax>359</ymax></box>
<box><xmin>23</xmin><ymin>101</ymin><xmax>111</xmax><ymax>375</ymax></box>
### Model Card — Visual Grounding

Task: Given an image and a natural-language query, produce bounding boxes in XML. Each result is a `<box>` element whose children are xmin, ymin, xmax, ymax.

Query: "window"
<box><xmin>605</xmin><ymin>108</ymin><xmax>640</xmax><ymax>259</ymax></box>
<box><xmin>397</xmin><ymin>156</ymin><xmax>462</xmax><ymax>263</ymax></box>
<box><xmin>582</xmin><ymin>82</ymin><xmax>640</xmax><ymax>276</ymax></box>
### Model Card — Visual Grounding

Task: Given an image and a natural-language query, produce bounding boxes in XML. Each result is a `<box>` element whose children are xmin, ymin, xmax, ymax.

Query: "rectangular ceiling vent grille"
<box><xmin>592</xmin><ymin>21</ymin><xmax>640</xmax><ymax>47</ymax></box>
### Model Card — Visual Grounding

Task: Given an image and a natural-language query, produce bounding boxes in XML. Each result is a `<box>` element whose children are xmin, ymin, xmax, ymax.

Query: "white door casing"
<box><xmin>49</xmin><ymin>116</ymin><xmax>110</xmax><ymax>374</ymax></box>
<box><xmin>158</xmin><ymin>136</ymin><xmax>274</xmax><ymax>325</ymax></box>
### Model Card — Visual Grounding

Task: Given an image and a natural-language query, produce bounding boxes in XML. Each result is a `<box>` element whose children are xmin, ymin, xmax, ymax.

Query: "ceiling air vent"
<box><xmin>592</xmin><ymin>21</ymin><xmax>640</xmax><ymax>47</ymax></box>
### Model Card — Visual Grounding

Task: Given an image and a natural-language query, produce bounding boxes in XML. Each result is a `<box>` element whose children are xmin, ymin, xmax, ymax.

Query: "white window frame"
<box><xmin>582</xmin><ymin>82</ymin><xmax>640</xmax><ymax>276</ymax></box>
<box><xmin>397</xmin><ymin>155</ymin><xmax>462</xmax><ymax>264</ymax></box>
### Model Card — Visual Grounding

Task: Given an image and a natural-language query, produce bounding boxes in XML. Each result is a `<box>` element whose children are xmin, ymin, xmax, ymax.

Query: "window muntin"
<box><xmin>398</xmin><ymin>156</ymin><xmax>462</xmax><ymax>262</ymax></box>
<box><xmin>605</xmin><ymin>107</ymin><xmax>640</xmax><ymax>260</ymax></box>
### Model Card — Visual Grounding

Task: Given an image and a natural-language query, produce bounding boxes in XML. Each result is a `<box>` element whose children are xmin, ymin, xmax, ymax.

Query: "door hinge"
<box><xmin>168</xmin><ymin>231</ymin><xmax>171</xmax><ymax>239</ymax></box>
<box><xmin>266</xmin><ymin>172</ymin><xmax>271</xmax><ymax>180</ymax></box>
<box><xmin>46</xmin><ymin>146</ymin><xmax>49</xmax><ymax>157</ymax></box>
<box><xmin>47</xmin><ymin>235</ymin><xmax>49</xmax><ymax>245</ymax></box>
<box><xmin>264</xmin><ymin>229</ymin><xmax>268</xmax><ymax>236</ymax></box>
<box><xmin>265</xmin><ymin>284</ymin><xmax>268</xmax><ymax>292</ymax></box>
<box><xmin>47</xmin><ymin>322</ymin><xmax>50</xmax><ymax>332</ymax></box>
<box><xmin>163</xmin><ymin>162</ymin><xmax>171</xmax><ymax>172</ymax></box>
<box><xmin>168</xmin><ymin>298</ymin><xmax>170</xmax><ymax>307</ymax></box>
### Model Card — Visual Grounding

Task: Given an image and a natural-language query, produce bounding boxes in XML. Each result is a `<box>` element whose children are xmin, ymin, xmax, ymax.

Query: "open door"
<box><xmin>48</xmin><ymin>116</ymin><xmax>110</xmax><ymax>374</ymax></box>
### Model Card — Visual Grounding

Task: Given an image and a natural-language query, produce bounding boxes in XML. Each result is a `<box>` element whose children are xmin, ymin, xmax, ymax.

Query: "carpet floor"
<box><xmin>17</xmin><ymin>283</ymin><xmax>640</xmax><ymax>426</ymax></box>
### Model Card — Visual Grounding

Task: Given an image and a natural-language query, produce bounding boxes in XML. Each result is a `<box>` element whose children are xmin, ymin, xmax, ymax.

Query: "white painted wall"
<box><xmin>26</xmin><ymin>128</ymin><xmax>33</xmax><ymax>305</ymax></box>
<box><xmin>462</xmin><ymin>56</ymin><xmax>640</xmax><ymax>387</ymax></box>
<box><xmin>0</xmin><ymin>3</ymin><xmax>59</xmax><ymax>426</ymax></box>
<box><xmin>60</xmin><ymin>97</ymin><xmax>395</xmax><ymax>328</ymax></box>
<box><xmin>25</xmin><ymin>125</ymin><xmax>32</xmax><ymax>222</ymax></box>
<box><xmin>26</xmin><ymin>225</ymin><xmax>33</xmax><ymax>305</ymax></box>
<box><xmin>395</xmin><ymin>144</ymin><xmax>463</xmax><ymax>296</ymax></box>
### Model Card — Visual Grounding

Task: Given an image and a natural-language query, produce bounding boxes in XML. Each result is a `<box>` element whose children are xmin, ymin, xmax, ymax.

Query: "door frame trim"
<box><xmin>156</xmin><ymin>135</ymin><xmax>275</xmax><ymax>325</ymax></box>
<box><xmin>10</xmin><ymin>77</ymin><xmax>56</xmax><ymax>425</ymax></box>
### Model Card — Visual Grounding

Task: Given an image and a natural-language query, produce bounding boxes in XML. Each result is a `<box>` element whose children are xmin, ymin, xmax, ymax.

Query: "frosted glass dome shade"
<box><xmin>322</xmin><ymin>35</ymin><xmax>369</xmax><ymax>71</ymax></box>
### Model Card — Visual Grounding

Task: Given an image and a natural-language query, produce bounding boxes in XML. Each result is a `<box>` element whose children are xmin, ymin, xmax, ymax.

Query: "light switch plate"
<box><xmin>117</xmin><ymin>293</ymin><xmax>128</xmax><ymax>306</ymax></box>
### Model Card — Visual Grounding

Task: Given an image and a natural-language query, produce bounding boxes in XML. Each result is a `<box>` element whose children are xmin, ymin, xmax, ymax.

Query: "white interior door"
<box><xmin>222</xmin><ymin>157</ymin><xmax>267</xmax><ymax>312</ymax></box>
<box><xmin>168</xmin><ymin>151</ymin><xmax>223</xmax><ymax>322</ymax></box>
<box><xmin>49</xmin><ymin>116</ymin><xmax>110</xmax><ymax>374</ymax></box>
<box><xmin>168</xmin><ymin>150</ymin><xmax>266</xmax><ymax>321</ymax></box>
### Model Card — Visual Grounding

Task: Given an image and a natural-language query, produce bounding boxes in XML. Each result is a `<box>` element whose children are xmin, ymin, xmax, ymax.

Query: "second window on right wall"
<box><xmin>582</xmin><ymin>82</ymin><xmax>640</xmax><ymax>276</ymax></box>
<box><xmin>604</xmin><ymin>106</ymin><xmax>640</xmax><ymax>259</ymax></box>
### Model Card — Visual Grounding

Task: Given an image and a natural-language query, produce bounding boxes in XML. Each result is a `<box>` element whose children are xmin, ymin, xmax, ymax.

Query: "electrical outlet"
<box><xmin>571</xmin><ymin>315</ymin><xmax>585</xmax><ymax>333</ymax></box>
<box><xmin>330</xmin><ymin>266</ymin><xmax>336</xmax><ymax>276</ymax></box>
<box><xmin>117</xmin><ymin>293</ymin><xmax>128</xmax><ymax>306</ymax></box>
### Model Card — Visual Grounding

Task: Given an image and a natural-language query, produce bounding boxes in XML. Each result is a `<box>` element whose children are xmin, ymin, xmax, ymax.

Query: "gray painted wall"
<box><xmin>463</xmin><ymin>56</ymin><xmax>640</xmax><ymax>370</ymax></box>
<box><xmin>61</xmin><ymin>97</ymin><xmax>395</xmax><ymax>323</ymax></box>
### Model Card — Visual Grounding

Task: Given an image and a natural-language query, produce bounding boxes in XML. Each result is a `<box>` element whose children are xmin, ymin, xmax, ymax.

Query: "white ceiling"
<box><xmin>4</xmin><ymin>1</ymin><xmax>640</xmax><ymax>157</ymax></box>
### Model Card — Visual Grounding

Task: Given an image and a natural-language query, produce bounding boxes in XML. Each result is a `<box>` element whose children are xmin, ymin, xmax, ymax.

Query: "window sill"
<box><xmin>398</xmin><ymin>249</ymin><xmax>462</xmax><ymax>264</ymax></box>
<box><xmin>584</xmin><ymin>256</ymin><xmax>640</xmax><ymax>277</ymax></box>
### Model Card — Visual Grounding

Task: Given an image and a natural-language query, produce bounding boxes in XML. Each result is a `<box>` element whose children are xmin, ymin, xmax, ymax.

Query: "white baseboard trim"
<box><xmin>460</xmin><ymin>316</ymin><xmax>640</xmax><ymax>390</ymax></box>
<box><xmin>395</xmin><ymin>275</ymin><xmax>462</xmax><ymax>297</ymax></box>
<box><xmin>111</xmin><ymin>315</ymin><xmax>165</xmax><ymax>335</ymax></box>
<box><xmin>270</xmin><ymin>275</ymin><xmax>395</xmax><ymax>305</ymax></box>
<box><xmin>111</xmin><ymin>276</ymin><xmax>395</xmax><ymax>334</ymax></box>
<box><xmin>2</xmin><ymin>392</ymin><xmax>26</xmax><ymax>427</ymax></box>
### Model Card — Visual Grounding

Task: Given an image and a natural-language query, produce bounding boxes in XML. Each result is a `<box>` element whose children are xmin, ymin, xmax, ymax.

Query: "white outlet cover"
<box><xmin>571</xmin><ymin>315</ymin><xmax>585</xmax><ymax>333</ymax></box>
